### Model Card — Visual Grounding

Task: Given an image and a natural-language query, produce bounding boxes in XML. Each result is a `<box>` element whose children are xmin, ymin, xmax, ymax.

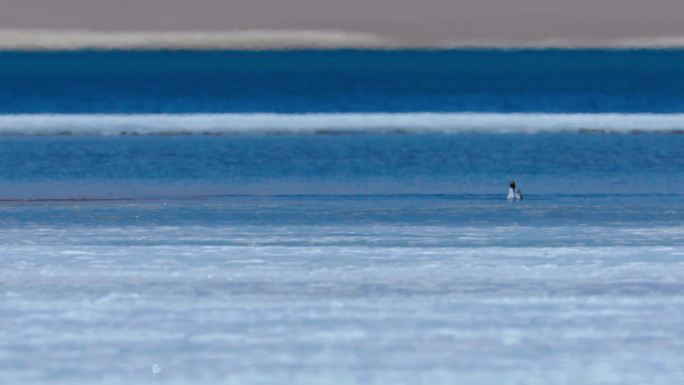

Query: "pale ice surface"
<box><xmin>1</xmin><ymin>195</ymin><xmax>684</xmax><ymax>384</ymax></box>
<box><xmin>2</xmin><ymin>113</ymin><xmax>684</xmax><ymax>135</ymax></box>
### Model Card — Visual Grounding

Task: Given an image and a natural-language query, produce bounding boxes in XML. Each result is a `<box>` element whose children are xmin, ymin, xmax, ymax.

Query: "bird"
<box><xmin>507</xmin><ymin>180</ymin><xmax>523</xmax><ymax>200</ymax></box>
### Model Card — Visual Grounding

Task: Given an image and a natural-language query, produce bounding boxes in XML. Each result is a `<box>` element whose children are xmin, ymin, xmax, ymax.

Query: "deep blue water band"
<box><xmin>1</xmin><ymin>49</ymin><xmax>684</xmax><ymax>113</ymax></box>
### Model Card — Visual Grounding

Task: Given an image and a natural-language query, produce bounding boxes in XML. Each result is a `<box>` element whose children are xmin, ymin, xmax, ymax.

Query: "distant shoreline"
<box><xmin>2</xmin><ymin>29</ymin><xmax>684</xmax><ymax>50</ymax></box>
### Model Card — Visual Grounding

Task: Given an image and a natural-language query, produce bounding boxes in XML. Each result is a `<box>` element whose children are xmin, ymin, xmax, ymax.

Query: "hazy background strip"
<box><xmin>1</xmin><ymin>0</ymin><xmax>683</xmax><ymax>49</ymax></box>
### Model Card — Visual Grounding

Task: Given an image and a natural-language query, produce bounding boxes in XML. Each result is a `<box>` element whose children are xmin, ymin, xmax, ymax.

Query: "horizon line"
<box><xmin>2</xmin><ymin>29</ymin><xmax>684</xmax><ymax>50</ymax></box>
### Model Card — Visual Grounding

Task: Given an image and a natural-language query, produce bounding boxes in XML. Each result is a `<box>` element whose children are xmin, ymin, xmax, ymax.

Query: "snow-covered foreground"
<box><xmin>1</xmin><ymin>197</ymin><xmax>684</xmax><ymax>384</ymax></box>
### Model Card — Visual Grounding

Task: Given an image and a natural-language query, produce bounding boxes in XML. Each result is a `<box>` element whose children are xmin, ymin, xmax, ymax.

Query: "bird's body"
<box><xmin>507</xmin><ymin>181</ymin><xmax>523</xmax><ymax>200</ymax></box>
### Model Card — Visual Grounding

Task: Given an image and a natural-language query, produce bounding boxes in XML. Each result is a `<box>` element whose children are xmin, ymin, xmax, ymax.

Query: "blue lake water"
<box><xmin>1</xmin><ymin>49</ymin><xmax>684</xmax><ymax>113</ymax></box>
<box><xmin>2</xmin><ymin>133</ymin><xmax>684</xmax><ymax>196</ymax></box>
<box><xmin>1</xmin><ymin>50</ymin><xmax>684</xmax><ymax>385</ymax></box>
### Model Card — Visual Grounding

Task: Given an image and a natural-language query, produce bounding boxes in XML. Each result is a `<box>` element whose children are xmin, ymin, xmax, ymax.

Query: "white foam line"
<box><xmin>2</xmin><ymin>29</ymin><xmax>684</xmax><ymax>50</ymax></box>
<box><xmin>0</xmin><ymin>113</ymin><xmax>684</xmax><ymax>135</ymax></box>
<box><xmin>0</xmin><ymin>29</ymin><xmax>396</xmax><ymax>50</ymax></box>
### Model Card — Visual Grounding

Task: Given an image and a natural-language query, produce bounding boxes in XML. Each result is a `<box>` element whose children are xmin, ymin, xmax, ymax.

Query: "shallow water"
<box><xmin>2</xmin><ymin>195</ymin><xmax>684</xmax><ymax>384</ymax></box>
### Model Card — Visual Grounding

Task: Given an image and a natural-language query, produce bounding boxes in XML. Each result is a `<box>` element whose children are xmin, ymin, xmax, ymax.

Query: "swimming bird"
<box><xmin>507</xmin><ymin>180</ymin><xmax>523</xmax><ymax>200</ymax></box>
